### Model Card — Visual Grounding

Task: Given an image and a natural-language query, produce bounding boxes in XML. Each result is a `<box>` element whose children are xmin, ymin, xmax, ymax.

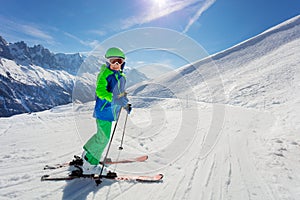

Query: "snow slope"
<box><xmin>0</xmin><ymin>15</ymin><xmax>300</xmax><ymax>200</ymax></box>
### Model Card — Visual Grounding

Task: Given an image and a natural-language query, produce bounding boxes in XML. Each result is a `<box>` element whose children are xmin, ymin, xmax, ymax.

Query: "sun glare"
<box><xmin>152</xmin><ymin>0</ymin><xmax>168</xmax><ymax>9</ymax></box>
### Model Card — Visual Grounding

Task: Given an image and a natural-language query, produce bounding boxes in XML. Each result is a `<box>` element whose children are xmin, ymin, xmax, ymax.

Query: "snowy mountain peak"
<box><xmin>0</xmin><ymin>36</ymin><xmax>13</xmax><ymax>60</ymax></box>
<box><xmin>0</xmin><ymin>35</ymin><xmax>8</xmax><ymax>46</ymax></box>
<box><xmin>0</xmin><ymin>37</ymin><xmax>83</xmax><ymax>74</ymax></box>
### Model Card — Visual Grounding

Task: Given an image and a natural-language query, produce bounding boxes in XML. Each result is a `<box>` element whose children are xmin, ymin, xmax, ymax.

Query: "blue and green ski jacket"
<box><xmin>93</xmin><ymin>64</ymin><xmax>126</xmax><ymax>121</ymax></box>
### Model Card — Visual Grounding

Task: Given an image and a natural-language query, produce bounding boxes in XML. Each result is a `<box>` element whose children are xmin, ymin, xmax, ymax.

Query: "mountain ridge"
<box><xmin>0</xmin><ymin>36</ymin><xmax>83</xmax><ymax>75</ymax></box>
<box><xmin>0</xmin><ymin>36</ymin><xmax>148</xmax><ymax>117</ymax></box>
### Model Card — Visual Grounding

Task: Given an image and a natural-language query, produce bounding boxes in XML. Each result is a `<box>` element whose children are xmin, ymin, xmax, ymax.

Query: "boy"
<box><xmin>81</xmin><ymin>47</ymin><xmax>131</xmax><ymax>174</ymax></box>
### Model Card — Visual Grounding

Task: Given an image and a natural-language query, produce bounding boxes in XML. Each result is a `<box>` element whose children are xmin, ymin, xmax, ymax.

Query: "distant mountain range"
<box><xmin>0</xmin><ymin>36</ymin><xmax>83</xmax><ymax>75</ymax></box>
<box><xmin>0</xmin><ymin>36</ymin><xmax>148</xmax><ymax>117</ymax></box>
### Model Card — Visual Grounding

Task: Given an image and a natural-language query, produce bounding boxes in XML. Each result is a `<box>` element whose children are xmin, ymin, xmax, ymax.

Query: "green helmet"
<box><xmin>105</xmin><ymin>47</ymin><xmax>125</xmax><ymax>59</ymax></box>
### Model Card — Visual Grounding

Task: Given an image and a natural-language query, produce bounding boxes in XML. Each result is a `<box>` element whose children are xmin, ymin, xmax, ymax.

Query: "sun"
<box><xmin>152</xmin><ymin>0</ymin><xmax>168</xmax><ymax>9</ymax></box>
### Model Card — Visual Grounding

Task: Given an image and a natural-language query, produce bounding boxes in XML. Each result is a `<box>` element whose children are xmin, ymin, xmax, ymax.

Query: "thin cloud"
<box><xmin>121</xmin><ymin>0</ymin><xmax>216</xmax><ymax>31</ymax></box>
<box><xmin>64</xmin><ymin>32</ymin><xmax>100</xmax><ymax>49</ymax></box>
<box><xmin>88</xmin><ymin>30</ymin><xmax>107</xmax><ymax>36</ymax></box>
<box><xmin>121</xmin><ymin>0</ymin><xmax>193</xmax><ymax>29</ymax></box>
<box><xmin>21</xmin><ymin>24</ymin><xmax>53</xmax><ymax>41</ymax></box>
<box><xmin>0</xmin><ymin>15</ymin><xmax>54</xmax><ymax>44</ymax></box>
<box><xmin>183</xmin><ymin>0</ymin><xmax>216</xmax><ymax>33</ymax></box>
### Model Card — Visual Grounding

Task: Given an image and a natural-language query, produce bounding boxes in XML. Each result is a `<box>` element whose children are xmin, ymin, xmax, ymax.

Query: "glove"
<box><xmin>124</xmin><ymin>103</ymin><xmax>132</xmax><ymax>114</ymax></box>
<box><xmin>117</xmin><ymin>92</ymin><xmax>128</xmax><ymax>99</ymax></box>
<box><xmin>112</xmin><ymin>95</ymin><xmax>129</xmax><ymax>107</ymax></box>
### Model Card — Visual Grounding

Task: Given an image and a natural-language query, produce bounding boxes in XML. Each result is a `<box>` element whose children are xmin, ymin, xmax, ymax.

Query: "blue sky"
<box><xmin>0</xmin><ymin>0</ymin><xmax>300</xmax><ymax>68</ymax></box>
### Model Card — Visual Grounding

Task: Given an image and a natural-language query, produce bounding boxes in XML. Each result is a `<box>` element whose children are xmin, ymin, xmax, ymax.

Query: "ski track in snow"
<box><xmin>0</xmin><ymin>92</ymin><xmax>299</xmax><ymax>199</ymax></box>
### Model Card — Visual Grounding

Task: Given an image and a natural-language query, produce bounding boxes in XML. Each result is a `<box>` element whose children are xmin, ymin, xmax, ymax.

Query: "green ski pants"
<box><xmin>83</xmin><ymin>119</ymin><xmax>112</xmax><ymax>165</ymax></box>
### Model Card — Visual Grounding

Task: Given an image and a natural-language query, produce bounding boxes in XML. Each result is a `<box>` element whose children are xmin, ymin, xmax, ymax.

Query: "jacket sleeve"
<box><xmin>95</xmin><ymin>66</ymin><xmax>113</xmax><ymax>102</ymax></box>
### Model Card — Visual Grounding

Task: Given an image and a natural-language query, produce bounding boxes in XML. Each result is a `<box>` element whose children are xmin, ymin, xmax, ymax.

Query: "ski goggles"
<box><xmin>108</xmin><ymin>57</ymin><xmax>125</xmax><ymax>65</ymax></box>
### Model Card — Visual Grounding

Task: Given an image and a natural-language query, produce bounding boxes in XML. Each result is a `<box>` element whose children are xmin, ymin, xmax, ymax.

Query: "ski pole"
<box><xmin>119</xmin><ymin>112</ymin><xmax>128</xmax><ymax>150</ymax></box>
<box><xmin>98</xmin><ymin>108</ymin><xmax>122</xmax><ymax>183</ymax></box>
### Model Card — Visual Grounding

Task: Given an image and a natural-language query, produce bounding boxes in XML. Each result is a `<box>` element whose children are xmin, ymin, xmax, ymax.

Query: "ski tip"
<box><xmin>135</xmin><ymin>173</ymin><xmax>164</xmax><ymax>183</ymax></box>
<box><xmin>41</xmin><ymin>175</ymin><xmax>49</xmax><ymax>181</ymax></box>
<box><xmin>157</xmin><ymin>173</ymin><xmax>164</xmax><ymax>180</ymax></box>
<box><xmin>142</xmin><ymin>155</ymin><xmax>149</xmax><ymax>160</ymax></box>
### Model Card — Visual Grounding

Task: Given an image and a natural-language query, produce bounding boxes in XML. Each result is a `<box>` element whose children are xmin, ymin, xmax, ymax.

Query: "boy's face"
<box><xmin>108</xmin><ymin>57</ymin><xmax>124</xmax><ymax>71</ymax></box>
<box><xmin>110</xmin><ymin>63</ymin><xmax>122</xmax><ymax>71</ymax></box>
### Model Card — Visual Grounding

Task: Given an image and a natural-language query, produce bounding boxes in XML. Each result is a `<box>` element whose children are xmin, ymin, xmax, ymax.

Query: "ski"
<box><xmin>102</xmin><ymin>155</ymin><xmax>148</xmax><ymax>165</ymax></box>
<box><xmin>41</xmin><ymin>172</ymin><xmax>163</xmax><ymax>183</ymax></box>
<box><xmin>43</xmin><ymin>155</ymin><xmax>148</xmax><ymax>170</ymax></box>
